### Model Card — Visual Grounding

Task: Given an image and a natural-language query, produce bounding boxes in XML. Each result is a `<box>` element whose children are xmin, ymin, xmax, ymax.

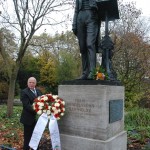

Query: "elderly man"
<box><xmin>72</xmin><ymin>0</ymin><xmax>101</xmax><ymax>79</ymax></box>
<box><xmin>20</xmin><ymin>77</ymin><xmax>42</xmax><ymax>150</ymax></box>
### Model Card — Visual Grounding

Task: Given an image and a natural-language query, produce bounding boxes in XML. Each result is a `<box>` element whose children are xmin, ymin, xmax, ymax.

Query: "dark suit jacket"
<box><xmin>20</xmin><ymin>87</ymin><xmax>42</xmax><ymax>125</ymax></box>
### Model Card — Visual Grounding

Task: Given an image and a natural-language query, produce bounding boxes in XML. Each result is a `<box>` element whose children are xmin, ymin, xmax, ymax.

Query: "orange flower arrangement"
<box><xmin>91</xmin><ymin>66</ymin><xmax>108</xmax><ymax>80</ymax></box>
<box><xmin>96</xmin><ymin>72</ymin><xmax>105</xmax><ymax>80</ymax></box>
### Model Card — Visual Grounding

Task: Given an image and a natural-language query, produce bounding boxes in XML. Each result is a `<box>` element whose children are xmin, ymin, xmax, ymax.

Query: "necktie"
<box><xmin>32</xmin><ymin>89</ymin><xmax>37</xmax><ymax>96</ymax></box>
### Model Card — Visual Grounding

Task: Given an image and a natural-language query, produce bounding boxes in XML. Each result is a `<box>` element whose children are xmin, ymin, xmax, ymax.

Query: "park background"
<box><xmin>0</xmin><ymin>0</ymin><xmax>150</xmax><ymax>149</ymax></box>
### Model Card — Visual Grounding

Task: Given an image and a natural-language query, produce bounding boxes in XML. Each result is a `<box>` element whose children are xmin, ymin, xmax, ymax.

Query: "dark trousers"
<box><xmin>77</xmin><ymin>9</ymin><xmax>99</xmax><ymax>76</ymax></box>
<box><xmin>23</xmin><ymin>123</ymin><xmax>36</xmax><ymax>150</ymax></box>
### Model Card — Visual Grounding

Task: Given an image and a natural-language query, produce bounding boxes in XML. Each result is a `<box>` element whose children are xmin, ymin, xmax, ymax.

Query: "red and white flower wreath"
<box><xmin>33</xmin><ymin>94</ymin><xmax>65</xmax><ymax>120</ymax></box>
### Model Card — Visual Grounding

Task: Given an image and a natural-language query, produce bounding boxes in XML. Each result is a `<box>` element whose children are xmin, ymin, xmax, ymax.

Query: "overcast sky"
<box><xmin>123</xmin><ymin>0</ymin><xmax>150</xmax><ymax>16</ymax></box>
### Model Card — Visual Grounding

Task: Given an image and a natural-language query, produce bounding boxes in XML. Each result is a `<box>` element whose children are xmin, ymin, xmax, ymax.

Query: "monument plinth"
<box><xmin>58</xmin><ymin>80</ymin><xmax>127</xmax><ymax>150</ymax></box>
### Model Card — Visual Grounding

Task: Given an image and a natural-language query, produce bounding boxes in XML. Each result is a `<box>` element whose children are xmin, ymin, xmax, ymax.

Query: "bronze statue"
<box><xmin>72</xmin><ymin>0</ymin><xmax>101</xmax><ymax>80</ymax></box>
<box><xmin>73</xmin><ymin>0</ymin><xmax>119</xmax><ymax>80</ymax></box>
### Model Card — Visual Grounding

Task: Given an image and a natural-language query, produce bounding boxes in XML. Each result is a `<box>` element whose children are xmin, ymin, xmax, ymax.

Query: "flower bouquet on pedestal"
<box><xmin>91</xmin><ymin>66</ymin><xmax>108</xmax><ymax>80</ymax></box>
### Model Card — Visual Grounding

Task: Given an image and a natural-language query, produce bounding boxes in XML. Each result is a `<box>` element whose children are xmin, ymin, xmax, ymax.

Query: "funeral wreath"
<box><xmin>33</xmin><ymin>93</ymin><xmax>65</xmax><ymax>120</ymax></box>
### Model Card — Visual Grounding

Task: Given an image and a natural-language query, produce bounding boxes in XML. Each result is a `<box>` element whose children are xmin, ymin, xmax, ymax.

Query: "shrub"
<box><xmin>125</xmin><ymin>107</ymin><xmax>150</xmax><ymax>128</ymax></box>
<box><xmin>0</xmin><ymin>82</ymin><xmax>8</xmax><ymax>103</ymax></box>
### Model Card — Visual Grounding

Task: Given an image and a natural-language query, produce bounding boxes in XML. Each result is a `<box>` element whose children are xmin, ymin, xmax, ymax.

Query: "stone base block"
<box><xmin>58</xmin><ymin>84</ymin><xmax>125</xmax><ymax>140</ymax></box>
<box><xmin>60</xmin><ymin>131</ymin><xmax>127</xmax><ymax>150</ymax></box>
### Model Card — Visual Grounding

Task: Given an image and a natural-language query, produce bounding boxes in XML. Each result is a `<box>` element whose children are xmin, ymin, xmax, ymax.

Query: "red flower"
<box><xmin>44</xmin><ymin>104</ymin><xmax>49</xmax><ymax>110</ymax></box>
<box><xmin>54</xmin><ymin>114</ymin><xmax>60</xmax><ymax>118</ymax></box>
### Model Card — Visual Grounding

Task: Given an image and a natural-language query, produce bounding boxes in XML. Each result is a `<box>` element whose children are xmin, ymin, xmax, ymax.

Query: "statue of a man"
<box><xmin>72</xmin><ymin>0</ymin><xmax>101</xmax><ymax>80</ymax></box>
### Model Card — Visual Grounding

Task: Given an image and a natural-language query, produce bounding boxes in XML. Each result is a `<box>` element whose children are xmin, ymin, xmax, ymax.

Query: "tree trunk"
<box><xmin>7</xmin><ymin>65</ymin><xmax>19</xmax><ymax>117</ymax></box>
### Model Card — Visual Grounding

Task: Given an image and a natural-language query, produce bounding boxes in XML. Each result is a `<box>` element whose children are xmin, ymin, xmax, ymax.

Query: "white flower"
<box><xmin>48</xmin><ymin>106</ymin><xmax>51</xmax><ymax>109</ymax></box>
<box><xmin>62</xmin><ymin>108</ymin><xmax>65</xmax><ymax>111</ymax></box>
<box><xmin>43</xmin><ymin>110</ymin><xmax>47</xmax><ymax>113</ymax></box>
<box><xmin>40</xmin><ymin>95</ymin><xmax>48</xmax><ymax>101</ymax></box>
<box><xmin>52</xmin><ymin>107</ymin><xmax>56</xmax><ymax>111</ymax></box>
<box><xmin>55</xmin><ymin>100</ymin><xmax>58</xmax><ymax>103</ymax></box>
<box><xmin>53</xmin><ymin>95</ymin><xmax>58</xmax><ymax>99</ymax></box>
<box><xmin>39</xmin><ymin>106</ymin><xmax>43</xmax><ymax>110</ymax></box>
<box><xmin>39</xmin><ymin>102</ymin><xmax>44</xmax><ymax>107</ymax></box>
<box><xmin>37</xmin><ymin>102</ymin><xmax>41</xmax><ymax>105</ymax></box>
<box><xmin>43</xmin><ymin>96</ymin><xmax>48</xmax><ymax>101</ymax></box>
<box><xmin>53</xmin><ymin>109</ymin><xmax>59</xmax><ymax>114</ymax></box>
<box><xmin>37</xmin><ymin>110</ymin><xmax>42</xmax><ymax>115</ymax></box>
<box><xmin>62</xmin><ymin>101</ymin><xmax>65</xmax><ymax>105</ymax></box>
<box><xmin>37</xmin><ymin>97</ymin><xmax>41</xmax><ymax>100</ymax></box>
<box><xmin>33</xmin><ymin>104</ymin><xmax>36</xmax><ymax>110</ymax></box>
<box><xmin>61</xmin><ymin>113</ymin><xmax>64</xmax><ymax>116</ymax></box>
<box><xmin>54</xmin><ymin>103</ymin><xmax>60</xmax><ymax>107</ymax></box>
<box><xmin>47</xmin><ymin>110</ymin><xmax>51</xmax><ymax>115</ymax></box>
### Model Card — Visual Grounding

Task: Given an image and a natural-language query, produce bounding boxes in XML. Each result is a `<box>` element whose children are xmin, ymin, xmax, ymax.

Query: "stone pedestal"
<box><xmin>58</xmin><ymin>80</ymin><xmax>127</xmax><ymax>150</ymax></box>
